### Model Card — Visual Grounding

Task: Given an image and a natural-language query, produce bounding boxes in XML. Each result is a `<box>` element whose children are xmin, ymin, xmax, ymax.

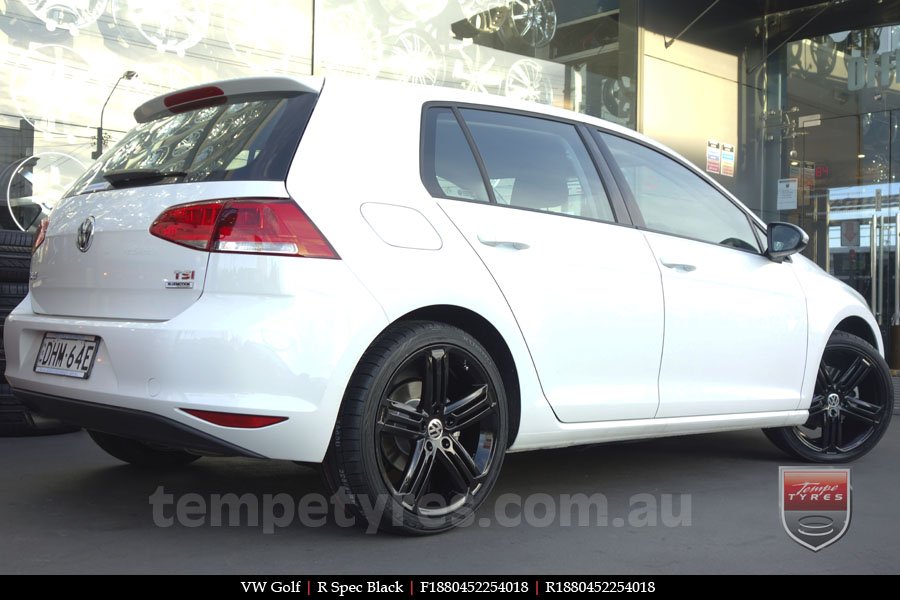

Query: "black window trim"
<box><xmin>419</xmin><ymin>100</ymin><xmax>635</xmax><ymax>227</ymax></box>
<box><xmin>450</xmin><ymin>106</ymin><xmax>498</xmax><ymax>205</ymax></box>
<box><xmin>591</xmin><ymin>129</ymin><xmax>766</xmax><ymax>257</ymax></box>
<box><xmin>576</xmin><ymin>122</ymin><xmax>632</xmax><ymax>225</ymax></box>
<box><xmin>418</xmin><ymin>106</ymin><xmax>493</xmax><ymax>204</ymax></box>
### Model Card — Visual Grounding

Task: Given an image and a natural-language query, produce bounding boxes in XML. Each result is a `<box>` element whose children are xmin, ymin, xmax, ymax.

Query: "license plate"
<box><xmin>33</xmin><ymin>333</ymin><xmax>100</xmax><ymax>379</ymax></box>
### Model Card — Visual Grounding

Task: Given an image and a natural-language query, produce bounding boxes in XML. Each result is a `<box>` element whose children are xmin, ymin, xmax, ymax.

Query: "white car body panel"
<box><xmin>510</xmin><ymin>409</ymin><xmax>809</xmax><ymax>452</ymax></box>
<box><xmin>283</xmin><ymin>80</ymin><xmax>558</xmax><ymax>456</ymax></box>
<box><xmin>2</xmin><ymin>76</ymin><xmax>883</xmax><ymax>462</ymax></box>
<box><xmin>789</xmin><ymin>254</ymin><xmax>883</xmax><ymax>409</ymax></box>
<box><xmin>641</xmin><ymin>231</ymin><xmax>808</xmax><ymax>418</ymax></box>
<box><xmin>5</xmin><ymin>256</ymin><xmax>388</xmax><ymax>461</ymax></box>
<box><xmin>30</xmin><ymin>181</ymin><xmax>291</xmax><ymax>320</ymax></box>
<box><xmin>438</xmin><ymin>198</ymin><xmax>665</xmax><ymax>423</ymax></box>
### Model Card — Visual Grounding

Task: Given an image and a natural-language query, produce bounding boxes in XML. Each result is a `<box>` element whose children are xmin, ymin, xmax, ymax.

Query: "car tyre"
<box><xmin>0</xmin><ymin>230</ymin><xmax>33</xmax><ymax>283</ymax></box>
<box><xmin>764</xmin><ymin>331</ymin><xmax>893</xmax><ymax>462</ymax></box>
<box><xmin>88</xmin><ymin>430</ymin><xmax>201</xmax><ymax>467</ymax></box>
<box><xmin>323</xmin><ymin>320</ymin><xmax>508</xmax><ymax>534</ymax></box>
<box><xmin>0</xmin><ymin>261</ymin><xmax>79</xmax><ymax>436</ymax></box>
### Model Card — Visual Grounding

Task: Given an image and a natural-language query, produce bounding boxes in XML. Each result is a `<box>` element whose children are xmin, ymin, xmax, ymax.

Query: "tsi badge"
<box><xmin>165</xmin><ymin>270</ymin><xmax>195</xmax><ymax>289</ymax></box>
<box><xmin>780</xmin><ymin>467</ymin><xmax>851</xmax><ymax>551</ymax></box>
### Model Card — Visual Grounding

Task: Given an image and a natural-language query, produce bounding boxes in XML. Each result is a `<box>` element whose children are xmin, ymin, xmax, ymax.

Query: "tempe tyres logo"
<box><xmin>780</xmin><ymin>467</ymin><xmax>851</xmax><ymax>551</ymax></box>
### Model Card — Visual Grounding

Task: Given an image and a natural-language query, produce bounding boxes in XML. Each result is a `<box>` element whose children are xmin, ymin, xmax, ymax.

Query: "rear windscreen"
<box><xmin>66</xmin><ymin>92</ymin><xmax>318</xmax><ymax>197</ymax></box>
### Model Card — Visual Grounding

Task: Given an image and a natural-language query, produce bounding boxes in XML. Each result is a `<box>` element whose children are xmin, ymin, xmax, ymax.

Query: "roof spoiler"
<box><xmin>134</xmin><ymin>76</ymin><xmax>323</xmax><ymax>123</ymax></box>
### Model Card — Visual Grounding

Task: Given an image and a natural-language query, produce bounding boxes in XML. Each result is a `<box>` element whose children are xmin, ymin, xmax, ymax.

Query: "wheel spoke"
<box><xmin>808</xmin><ymin>395</ymin><xmax>827</xmax><ymax>417</ymax></box>
<box><xmin>842</xmin><ymin>397</ymin><xmax>882</xmax><ymax>425</ymax></box>
<box><xmin>377</xmin><ymin>400</ymin><xmax>426</xmax><ymax>439</ymax></box>
<box><xmin>816</xmin><ymin>364</ymin><xmax>834</xmax><ymax>391</ymax></box>
<box><xmin>835</xmin><ymin>356</ymin><xmax>872</xmax><ymax>394</ymax></box>
<box><xmin>820</xmin><ymin>413</ymin><xmax>841</xmax><ymax>452</ymax></box>
<box><xmin>420</xmin><ymin>348</ymin><xmax>450</xmax><ymax>416</ymax></box>
<box><xmin>438</xmin><ymin>437</ymin><xmax>481</xmax><ymax>490</ymax></box>
<box><xmin>445</xmin><ymin>384</ymin><xmax>495</xmax><ymax>431</ymax></box>
<box><xmin>398</xmin><ymin>440</ymin><xmax>436</xmax><ymax>504</ymax></box>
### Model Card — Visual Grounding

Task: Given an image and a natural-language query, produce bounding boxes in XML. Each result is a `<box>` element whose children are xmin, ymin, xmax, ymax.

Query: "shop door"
<box><xmin>799</xmin><ymin>110</ymin><xmax>898</xmax><ymax>344</ymax></box>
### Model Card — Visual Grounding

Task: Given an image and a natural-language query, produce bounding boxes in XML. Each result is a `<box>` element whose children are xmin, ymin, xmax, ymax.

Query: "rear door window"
<box><xmin>458</xmin><ymin>109</ymin><xmax>615</xmax><ymax>222</ymax></box>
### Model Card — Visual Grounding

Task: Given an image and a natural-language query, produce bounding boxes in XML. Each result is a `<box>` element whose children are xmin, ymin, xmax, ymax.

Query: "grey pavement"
<box><xmin>0</xmin><ymin>423</ymin><xmax>897</xmax><ymax>574</ymax></box>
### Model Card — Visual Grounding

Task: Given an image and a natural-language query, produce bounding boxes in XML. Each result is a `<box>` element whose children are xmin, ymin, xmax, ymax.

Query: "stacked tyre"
<box><xmin>0</xmin><ymin>230</ymin><xmax>76</xmax><ymax>435</ymax></box>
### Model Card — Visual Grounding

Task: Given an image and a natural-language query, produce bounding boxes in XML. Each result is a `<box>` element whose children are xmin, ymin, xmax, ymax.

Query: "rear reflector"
<box><xmin>182</xmin><ymin>409</ymin><xmax>288</xmax><ymax>429</ymax></box>
<box><xmin>150</xmin><ymin>199</ymin><xmax>337</xmax><ymax>258</ymax></box>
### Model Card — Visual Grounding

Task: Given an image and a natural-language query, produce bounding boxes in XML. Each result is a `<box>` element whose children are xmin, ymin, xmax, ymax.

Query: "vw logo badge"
<box><xmin>426</xmin><ymin>418</ymin><xmax>443</xmax><ymax>440</ymax></box>
<box><xmin>76</xmin><ymin>216</ymin><xmax>95</xmax><ymax>253</ymax></box>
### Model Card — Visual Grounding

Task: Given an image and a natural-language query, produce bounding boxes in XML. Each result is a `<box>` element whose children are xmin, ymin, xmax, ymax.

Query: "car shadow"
<box><xmin>13</xmin><ymin>428</ymin><xmax>787</xmax><ymax>539</ymax></box>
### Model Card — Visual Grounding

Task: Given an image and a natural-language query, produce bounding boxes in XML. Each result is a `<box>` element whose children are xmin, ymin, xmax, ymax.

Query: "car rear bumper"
<box><xmin>3</xmin><ymin>263</ymin><xmax>389</xmax><ymax>462</ymax></box>
<box><xmin>14</xmin><ymin>388</ymin><xmax>264</xmax><ymax>457</ymax></box>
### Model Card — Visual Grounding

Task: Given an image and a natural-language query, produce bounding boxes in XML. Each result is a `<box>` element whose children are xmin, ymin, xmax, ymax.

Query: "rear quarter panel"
<box><xmin>283</xmin><ymin>78</ymin><xmax>558</xmax><ymax>451</ymax></box>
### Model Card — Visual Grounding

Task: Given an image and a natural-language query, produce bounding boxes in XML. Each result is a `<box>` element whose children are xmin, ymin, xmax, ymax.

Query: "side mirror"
<box><xmin>767</xmin><ymin>222</ymin><xmax>809</xmax><ymax>263</ymax></box>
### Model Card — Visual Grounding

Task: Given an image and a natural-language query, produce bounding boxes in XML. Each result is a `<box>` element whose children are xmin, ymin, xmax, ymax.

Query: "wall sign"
<box><xmin>841</xmin><ymin>221</ymin><xmax>860</xmax><ymax>247</ymax></box>
<box><xmin>777</xmin><ymin>178</ymin><xmax>798</xmax><ymax>211</ymax></box>
<box><xmin>706</xmin><ymin>140</ymin><xmax>721</xmax><ymax>174</ymax></box>
<box><xmin>847</xmin><ymin>49</ymin><xmax>899</xmax><ymax>91</ymax></box>
<box><xmin>721</xmin><ymin>143</ymin><xmax>735</xmax><ymax>177</ymax></box>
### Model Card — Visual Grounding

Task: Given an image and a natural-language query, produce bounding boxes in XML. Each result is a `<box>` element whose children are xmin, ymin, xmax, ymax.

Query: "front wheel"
<box><xmin>323</xmin><ymin>321</ymin><xmax>508</xmax><ymax>534</ymax></box>
<box><xmin>764</xmin><ymin>331</ymin><xmax>894</xmax><ymax>463</ymax></box>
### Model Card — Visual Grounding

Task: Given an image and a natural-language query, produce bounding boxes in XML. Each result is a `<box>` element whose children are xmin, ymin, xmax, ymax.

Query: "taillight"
<box><xmin>150</xmin><ymin>199</ymin><xmax>337</xmax><ymax>258</ymax></box>
<box><xmin>33</xmin><ymin>218</ymin><xmax>49</xmax><ymax>253</ymax></box>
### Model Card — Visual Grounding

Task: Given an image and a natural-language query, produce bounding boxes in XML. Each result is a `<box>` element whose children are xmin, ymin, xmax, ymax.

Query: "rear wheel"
<box><xmin>88</xmin><ymin>430</ymin><xmax>201</xmax><ymax>467</ymax></box>
<box><xmin>323</xmin><ymin>321</ymin><xmax>508</xmax><ymax>534</ymax></box>
<box><xmin>764</xmin><ymin>331</ymin><xmax>893</xmax><ymax>462</ymax></box>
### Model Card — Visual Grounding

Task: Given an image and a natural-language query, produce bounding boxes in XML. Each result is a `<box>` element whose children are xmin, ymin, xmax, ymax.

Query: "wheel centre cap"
<box><xmin>426</xmin><ymin>418</ymin><xmax>443</xmax><ymax>440</ymax></box>
<box><xmin>826</xmin><ymin>393</ymin><xmax>841</xmax><ymax>408</ymax></box>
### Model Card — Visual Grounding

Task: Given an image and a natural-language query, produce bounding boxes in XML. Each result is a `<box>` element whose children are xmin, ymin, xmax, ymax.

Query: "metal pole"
<box><xmin>871</xmin><ymin>219</ymin><xmax>877</xmax><ymax>315</ymax></box>
<box><xmin>93</xmin><ymin>71</ymin><xmax>137</xmax><ymax>159</ymax></box>
<box><xmin>746</xmin><ymin>1</ymin><xmax>836</xmax><ymax>74</ymax></box>
<box><xmin>879</xmin><ymin>214</ymin><xmax>885</xmax><ymax>323</ymax></box>
<box><xmin>664</xmin><ymin>0</ymin><xmax>721</xmax><ymax>49</ymax></box>
<box><xmin>893</xmin><ymin>212</ymin><xmax>899</xmax><ymax>325</ymax></box>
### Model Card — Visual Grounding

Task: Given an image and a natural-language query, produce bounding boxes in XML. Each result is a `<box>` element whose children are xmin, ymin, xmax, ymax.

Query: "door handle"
<box><xmin>660</xmin><ymin>260</ymin><xmax>696</xmax><ymax>272</ymax></box>
<box><xmin>477</xmin><ymin>235</ymin><xmax>530</xmax><ymax>250</ymax></box>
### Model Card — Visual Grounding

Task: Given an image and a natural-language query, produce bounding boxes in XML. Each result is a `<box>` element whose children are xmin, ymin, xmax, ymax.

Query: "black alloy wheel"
<box><xmin>324</xmin><ymin>321</ymin><xmax>508</xmax><ymax>534</ymax></box>
<box><xmin>765</xmin><ymin>331</ymin><xmax>893</xmax><ymax>462</ymax></box>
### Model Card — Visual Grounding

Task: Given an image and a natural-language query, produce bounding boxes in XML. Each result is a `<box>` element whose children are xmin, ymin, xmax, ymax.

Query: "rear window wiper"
<box><xmin>102</xmin><ymin>169</ymin><xmax>187</xmax><ymax>188</ymax></box>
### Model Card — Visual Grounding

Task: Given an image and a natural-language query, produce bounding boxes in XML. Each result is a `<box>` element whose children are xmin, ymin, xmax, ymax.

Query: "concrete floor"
<box><xmin>0</xmin><ymin>424</ymin><xmax>897</xmax><ymax>574</ymax></box>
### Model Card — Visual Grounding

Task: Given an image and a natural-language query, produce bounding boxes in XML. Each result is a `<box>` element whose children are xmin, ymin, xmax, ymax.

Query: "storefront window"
<box><xmin>0</xmin><ymin>1</ymin><xmax>639</xmax><ymax>233</ymax></box>
<box><xmin>0</xmin><ymin>0</ymin><xmax>314</xmax><ymax>231</ymax></box>
<box><xmin>315</xmin><ymin>1</ymin><xmax>638</xmax><ymax>126</ymax></box>
<box><xmin>784</xmin><ymin>25</ymin><xmax>900</xmax><ymax>350</ymax></box>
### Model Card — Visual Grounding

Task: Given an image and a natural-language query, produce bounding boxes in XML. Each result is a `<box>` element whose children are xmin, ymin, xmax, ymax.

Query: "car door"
<box><xmin>596</xmin><ymin>131</ymin><xmax>808</xmax><ymax>418</ymax></box>
<box><xmin>422</xmin><ymin>106</ymin><xmax>664</xmax><ymax>422</ymax></box>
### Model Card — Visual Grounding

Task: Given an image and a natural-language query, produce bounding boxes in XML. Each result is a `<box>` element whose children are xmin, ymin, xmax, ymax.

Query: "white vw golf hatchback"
<box><xmin>4</xmin><ymin>77</ymin><xmax>893</xmax><ymax>534</ymax></box>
